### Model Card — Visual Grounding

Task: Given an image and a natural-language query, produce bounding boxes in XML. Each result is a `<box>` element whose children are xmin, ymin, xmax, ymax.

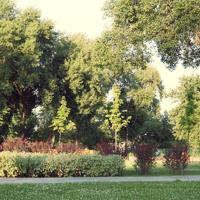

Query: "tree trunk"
<box><xmin>58</xmin><ymin>132</ymin><xmax>62</xmax><ymax>145</ymax></box>
<box><xmin>114</xmin><ymin>131</ymin><xmax>118</xmax><ymax>151</ymax></box>
<box><xmin>75</xmin><ymin>130</ymin><xmax>79</xmax><ymax>145</ymax></box>
<box><xmin>20</xmin><ymin>102</ymin><xmax>27</xmax><ymax>138</ymax></box>
<box><xmin>125</xmin><ymin>127</ymin><xmax>129</xmax><ymax>154</ymax></box>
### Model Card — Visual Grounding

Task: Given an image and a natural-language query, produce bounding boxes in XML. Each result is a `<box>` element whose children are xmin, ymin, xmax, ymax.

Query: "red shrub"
<box><xmin>1</xmin><ymin>138</ymin><xmax>84</xmax><ymax>154</ymax></box>
<box><xmin>56</xmin><ymin>143</ymin><xmax>81</xmax><ymax>153</ymax></box>
<box><xmin>96</xmin><ymin>140</ymin><xmax>114</xmax><ymax>155</ymax></box>
<box><xmin>29</xmin><ymin>141</ymin><xmax>52</xmax><ymax>153</ymax></box>
<box><xmin>2</xmin><ymin>138</ymin><xmax>30</xmax><ymax>152</ymax></box>
<box><xmin>164</xmin><ymin>145</ymin><xmax>189</xmax><ymax>172</ymax></box>
<box><xmin>133</xmin><ymin>143</ymin><xmax>157</xmax><ymax>175</ymax></box>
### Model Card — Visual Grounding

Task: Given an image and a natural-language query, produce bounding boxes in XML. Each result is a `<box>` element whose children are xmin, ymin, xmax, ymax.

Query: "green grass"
<box><xmin>124</xmin><ymin>160</ymin><xmax>200</xmax><ymax>176</ymax></box>
<box><xmin>0</xmin><ymin>182</ymin><xmax>199</xmax><ymax>200</ymax></box>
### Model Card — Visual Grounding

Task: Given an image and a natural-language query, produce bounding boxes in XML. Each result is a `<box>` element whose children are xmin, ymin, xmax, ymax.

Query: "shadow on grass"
<box><xmin>124</xmin><ymin>160</ymin><xmax>200</xmax><ymax>176</ymax></box>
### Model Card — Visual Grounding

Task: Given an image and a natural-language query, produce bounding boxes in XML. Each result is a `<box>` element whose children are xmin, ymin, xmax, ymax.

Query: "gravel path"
<box><xmin>0</xmin><ymin>176</ymin><xmax>200</xmax><ymax>184</ymax></box>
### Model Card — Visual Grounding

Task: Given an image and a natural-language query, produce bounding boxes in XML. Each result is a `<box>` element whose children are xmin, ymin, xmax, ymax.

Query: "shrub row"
<box><xmin>1</xmin><ymin>138</ymin><xmax>82</xmax><ymax>153</ymax></box>
<box><xmin>0</xmin><ymin>152</ymin><xmax>124</xmax><ymax>177</ymax></box>
<box><xmin>1</xmin><ymin>138</ymin><xmax>128</xmax><ymax>156</ymax></box>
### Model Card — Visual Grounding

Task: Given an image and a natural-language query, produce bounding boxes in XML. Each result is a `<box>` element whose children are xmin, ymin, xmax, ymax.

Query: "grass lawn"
<box><xmin>125</xmin><ymin>160</ymin><xmax>200</xmax><ymax>176</ymax></box>
<box><xmin>0</xmin><ymin>182</ymin><xmax>200</xmax><ymax>200</ymax></box>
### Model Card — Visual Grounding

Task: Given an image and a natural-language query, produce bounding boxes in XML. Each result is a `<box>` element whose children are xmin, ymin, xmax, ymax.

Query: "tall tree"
<box><xmin>64</xmin><ymin>35</ymin><xmax>105</xmax><ymax>146</ymax></box>
<box><xmin>105</xmin><ymin>84</ymin><xmax>131</xmax><ymax>150</ymax></box>
<box><xmin>93</xmin><ymin>30</ymin><xmax>166</xmax><ymax>145</ymax></box>
<box><xmin>51</xmin><ymin>96</ymin><xmax>76</xmax><ymax>144</ymax></box>
<box><xmin>125</xmin><ymin>66</ymin><xmax>164</xmax><ymax>144</ymax></box>
<box><xmin>0</xmin><ymin>0</ymin><xmax>71</xmax><ymax>138</ymax></box>
<box><xmin>104</xmin><ymin>0</ymin><xmax>200</xmax><ymax>68</ymax></box>
<box><xmin>169</xmin><ymin>76</ymin><xmax>200</xmax><ymax>151</ymax></box>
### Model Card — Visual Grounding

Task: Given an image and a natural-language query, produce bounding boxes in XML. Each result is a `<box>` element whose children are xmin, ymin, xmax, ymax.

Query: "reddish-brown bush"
<box><xmin>164</xmin><ymin>145</ymin><xmax>189</xmax><ymax>172</ymax></box>
<box><xmin>56</xmin><ymin>143</ymin><xmax>81</xmax><ymax>153</ymax></box>
<box><xmin>1</xmin><ymin>138</ymin><xmax>84</xmax><ymax>154</ymax></box>
<box><xmin>2</xmin><ymin>138</ymin><xmax>30</xmax><ymax>152</ymax></box>
<box><xmin>96</xmin><ymin>140</ymin><xmax>114</xmax><ymax>155</ymax></box>
<box><xmin>29</xmin><ymin>141</ymin><xmax>52</xmax><ymax>153</ymax></box>
<box><xmin>133</xmin><ymin>143</ymin><xmax>157</xmax><ymax>175</ymax></box>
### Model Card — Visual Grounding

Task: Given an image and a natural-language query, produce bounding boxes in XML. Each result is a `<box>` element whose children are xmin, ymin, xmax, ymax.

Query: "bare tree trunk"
<box><xmin>75</xmin><ymin>131</ymin><xmax>78</xmax><ymax>145</ymax></box>
<box><xmin>115</xmin><ymin>131</ymin><xmax>118</xmax><ymax>151</ymax></box>
<box><xmin>125</xmin><ymin>127</ymin><xmax>129</xmax><ymax>154</ymax></box>
<box><xmin>58</xmin><ymin>132</ymin><xmax>62</xmax><ymax>145</ymax></box>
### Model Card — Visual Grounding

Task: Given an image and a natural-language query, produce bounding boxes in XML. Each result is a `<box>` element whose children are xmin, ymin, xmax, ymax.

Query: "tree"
<box><xmin>169</xmin><ymin>76</ymin><xmax>200</xmax><ymax>151</ymax></box>
<box><xmin>0</xmin><ymin>0</ymin><xmax>16</xmax><ymax>19</ymax></box>
<box><xmin>159</xmin><ymin>112</ymin><xmax>173</xmax><ymax>148</ymax></box>
<box><xmin>104</xmin><ymin>0</ymin><xmax>200</xmax><ymax>68</ymax></box>
<box><xmin>51</xmin><ymin>96</ymin><xmax>76</xmax><ymax>144</ymax></box>
<box><xmin>122</xmin><ymin>66</ymin><xmax>165</xmax><ymax>145</ymax></box>
<box><xmin>0</xmin><ymin>3</ymin><xmax>56</xmax><ymax>136</ymax></box>
<box><xmin>92</xmin><ymin>27</ymin><xmax>166</xmax><ymax>146</ymax></box>
<box><xmin>64</xmin><ymin>34</ymin><xmax>106</xmax><ymax>146</ymax></box>
<box><xmin>0</xmin><ymin>0</ymin><xmax>72</xmax><ymax>139</ymax></box>
<box><xmin>0</xmin><ymin>0</ymin><xmax>176</xmax><ymax>149</ymax></box>
<box><xmin>105</xmin><ymin>84</ymin><xmax>131</xmax><ymax>150</ymax></box>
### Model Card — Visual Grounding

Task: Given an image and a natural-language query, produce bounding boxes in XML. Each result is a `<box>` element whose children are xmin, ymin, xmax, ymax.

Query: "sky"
<box><xmin>15</xmin><ymin>0</ymin><xmax>109</xmax><ymax>38</ymax></box>
<box><xmin>151</xmin><ymin>57</ymin><xmax>200</xmax><ymax>112</ymax></box>
<box><xmin>15</xmin><ymin>0</ymin><xmax>200</xmax><ymax>112</ymax></box>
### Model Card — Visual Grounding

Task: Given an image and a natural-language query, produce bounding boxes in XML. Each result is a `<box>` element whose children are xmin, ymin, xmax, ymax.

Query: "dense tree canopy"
<box><xmin>170</xmin><ymin>76</ymin><xmax>200</xmax><ymax>150</ymax></box>
<box><xmin>0</xmin><ymin>0</ymin><xmax>179</xmax><ymax>149</ymax></box>
<box><xmin>92</xmin><ymin>28</ymin><xmax>167</xmax><ymax>146</ymax></box>
<box><xmin>0</xmin><ymin>0</ymin><xmax>71</xmax><ymax>139</ymax></box>
<box><xmin>104</xmin><ymin>0</ymin><xmax>200</xmax><ymax>68</ymax></box>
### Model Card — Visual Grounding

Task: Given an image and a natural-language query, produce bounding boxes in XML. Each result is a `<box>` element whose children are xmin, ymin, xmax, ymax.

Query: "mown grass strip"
<box><xmin>0</xmin><ymin>182</ymin><xmax>200</xmax><ymax>200</ymax></box>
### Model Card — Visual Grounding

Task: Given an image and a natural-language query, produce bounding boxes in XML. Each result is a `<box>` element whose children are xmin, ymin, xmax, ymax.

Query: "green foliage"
<box><xmin>44</xmin><ymin>154</ymin><xmax>124</xmax><ymax>177</ymax></box>
<box><xmin>0</xmin><ymin>151</ymin><xmax>18</xmax><ymax>177</ymax></box>
<box><xmin>104</xmin><ymin>0</ymin><xmax>200</xmax><ymax>68</ymax></box>
<box><xmin>64</xmin><ymin>34</ymin><xmax>106</xmax><ymax>146</ymax></box>
<box><xmin>105</xmin><ymin>84</ymin><xmax>131</xmax><ymax>149</ymax></box>
<box><xmin>0</xmin><ymin>107</ymin><xmax>10</xmax><ymax>127</ymax></box>
<box><xmin>109</xmin><ymin>85</ymin><xmax>131</xmax><ymax>133</ymax></box>
<box><xmin>0</xmin><ymin>0</ymin><xmax>175</xmax><ymax>148</ymax></box>
<box><xmin>124</xmin><ymin>67</ymin><xmax>167</xmax><ymax>145</ymax></box>
<box><xmin>93</xmin><ymin>16</ymin><xmax>165</xmax><ymax>145</ymax></box>
<box><xmin>0</xmin><ymin>0</ymin><xmax>16</xmax><ymax>19</ymax></box>
<box><xmin>0</xmin><ymin>1</ymin><xmax>72</xmax><ymax>139</ymax></box>
<box><xmin>51</xmin><ymin>96</ymin><xmax>76</xmax><ymax>144</ymax></box>
<box><xmin>0</xmin><ymin>152</ymin><xmax>124</xmax><ymax>177</ymax></box>
<box><xmin>141</xmin><ymin>0</ymin><xmax>200</xmax><ymax>68</ymax></box>
<box><xmin>66</xmin><ymin>35</ymin><xmax>104</xmax><ymax>116</ymax></box>
<box><xmin>15</xmin><ymin>154</ymin><xmax>46</xmax><ymax>177</ymax></box>
<box><xmin>169</xmin><ymin>76</ymin><xmax>200</xmax><ymax>150</ymax></box>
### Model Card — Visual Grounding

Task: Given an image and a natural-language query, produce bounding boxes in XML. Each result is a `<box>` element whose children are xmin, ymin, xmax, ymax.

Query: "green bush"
<box><xmin>15</xmin><ymin>154</ymin><xmax>46</xmax><ymax>177</ymax></box>
<box><xmin>0</xmin><ymin>152</ymin><xmax>124</xmax><ymax>177</ymax></box>
<box><xmin>0</xmin><ymin>152</ymin><xmax>17</xmax><ymax>177</ymax></box>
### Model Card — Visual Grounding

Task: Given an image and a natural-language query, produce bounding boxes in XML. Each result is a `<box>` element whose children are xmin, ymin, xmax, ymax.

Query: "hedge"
<box><xmin>0</xmin><ymin>152</ymin><xmax>124</xmax><ymax>177</ymax></box>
